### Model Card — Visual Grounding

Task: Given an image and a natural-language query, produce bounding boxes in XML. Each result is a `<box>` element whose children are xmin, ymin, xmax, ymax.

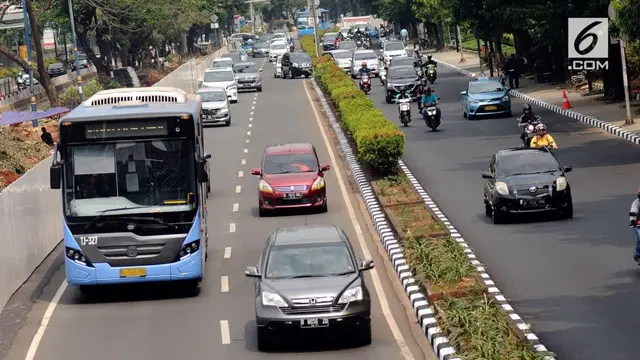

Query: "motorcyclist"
<box><xmin>629</xmin><ymin>189</ymin><xmax>640</xmax><ymax>262</ymax></box>
<box><xmin>420</xmin><ymin>87</ymin><xmax>441</xmax><ymax>121</ymax></box>
<box><xmin>394</xmin><ymin>87</ymin><xmax>411</xmax><ymax>103</ymax></box>
<box><xmin>357</xmin><ymin>62</ymin><xmax>371</xmax><ymax>77</ymax></box>
<box><xmin>518</xmin><ymin>103</ymin><xmax>540</xmax><ymax>125</ymax></box>
<box><xmin>424</xmin><ymin>55</ymin><xmax>437</xmax><ymax>67</ymax></box>
<box><xmin>529</xmin><ymin>123</ymin><xmax>557</xmax><ymax>149</ymax></box>
<box><xmin>413</xmin><ymin>48</ymin><xmax>422</xmax><ymax>65</ymax></box>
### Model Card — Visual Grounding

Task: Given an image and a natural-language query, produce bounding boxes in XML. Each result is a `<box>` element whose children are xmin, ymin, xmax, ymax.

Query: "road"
<box><xmin>367</xmin><ymin>43</ymin><xmax>640</xmax><ymax>359</ymax></box>
<box><xmin>3</xmin><ymin>57</ymin><xmax>432</xmax><ymax>360</ymax></box>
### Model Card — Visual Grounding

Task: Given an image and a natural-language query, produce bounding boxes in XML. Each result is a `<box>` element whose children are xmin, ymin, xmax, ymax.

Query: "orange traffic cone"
<box><xmin>562</xmin><ymin>90</ymin><xmax>572</xmax><ymax>109</ymax></box>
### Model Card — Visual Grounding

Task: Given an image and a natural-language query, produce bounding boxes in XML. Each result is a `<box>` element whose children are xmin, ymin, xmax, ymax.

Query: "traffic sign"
<box><xmin>211</xmin><ymin>14</ymin><xmax>218</xmax><ymax>23</ymax></box>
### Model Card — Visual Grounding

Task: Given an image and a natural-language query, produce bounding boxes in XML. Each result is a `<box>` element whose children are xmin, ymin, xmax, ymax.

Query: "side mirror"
<box><xmin>251</xmin><ymin>168</ymin><xmax>261</xmax><ymax>176</ymax></box>
<box><xmin>259</xmin><ymin>69</ymin><xmax>263</xmax><ymax>72</ymax></box>
<box><xmin>481</xmin><ymin>172</ymin><xmax>493</xmax><ymax>179</ymax></box>
<box><xmin>563</xmin><ymin>165</ymin><xmax>572</xmax><ymax>173</ymax></box>
<box><xmin>460</xmin><ymin>90</ymin><xmax>467</xmax><ymax>95</ymax></box>
<box><xmin>196</xmin><ymin>159</ymin><xmax>209</xmax><ymax>183</ymax></box>
<box><xmin>321</xmin><ymin>165</ymin><xmax>330</xmax><ymax>171</ymax></box>
<box><xmin>244</xmin><ymin>265</ymin><xmax>260</xmax><ymax>278</ymax></box>
<box><xmin>50</xmin><ymin>163</ymin><xmax>61</xmax><ymax>189</ymax></box>
<box><xmin>359</xmin><ymin>259</ymin><xmax>374</xmax><ymax>271</ymax></box>
<box><xmin>204</xmin><ymin>153</ymin><xmax>212</xmax><ymax>160</ymax></box>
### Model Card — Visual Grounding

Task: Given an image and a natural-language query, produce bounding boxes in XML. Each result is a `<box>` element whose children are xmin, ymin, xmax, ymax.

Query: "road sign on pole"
<box><xmin>211</xmin><ymin>14</ymin><xmax>218</xmax><ymax>23</ymax></box>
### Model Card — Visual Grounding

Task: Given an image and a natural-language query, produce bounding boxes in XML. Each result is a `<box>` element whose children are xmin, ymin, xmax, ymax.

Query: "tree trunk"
<box><xmin>78</xmin><ymin>31</ymin><xmax>108</xmax><ymax>76</ymax></box>
<box><xmin>0</xmin><ymin>44</ymin><xmax>32</xmax><ymax>73</ymax></box>
<box><xmin>25</xmin><ymin>0</ymin><xmax>58</xmax><ymax>106</ymax></box>
<box><xmin>603</xmin><ymin>42</ymin><xmax>625</xmax><ymax>101</ymax></box>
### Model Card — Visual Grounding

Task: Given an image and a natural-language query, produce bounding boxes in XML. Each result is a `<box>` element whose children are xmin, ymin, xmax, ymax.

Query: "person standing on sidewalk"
<box><xmin>503</xmin><ymin>53</ymin><xmax>520</xmax><ymax>89</ymax></box>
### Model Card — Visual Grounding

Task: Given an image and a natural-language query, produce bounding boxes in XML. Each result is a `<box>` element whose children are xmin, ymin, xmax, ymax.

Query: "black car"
<box><xmin>322</xmin><ymin>33</ymin><xmax>338</xmax><ymax>51</ymax></box>
<box><xmin>384</xmin><ymin>65</ymin><xmax>421</xmax><ymax>103</ymax></box>
<box><xmin>47</xmin><ymin>63</ymin><xmax>67</xmax><ymax>78</ymax></box>
<box><xmin>252</xmin><ymin>41</ymin><xmax>270</xmax><ymax>57</ymax></box>
<box><xmin>244</xmin><ymin>225</ymin><xmax>374</xmax><ymax>350</ymax></box>
<box><xmin>482</xmin><ymin>148</ymin><xmax>573</xmax><ymax>224</ymax></box>
<box><xmin>281</xmin><ymin>52</ymin><xmax>313</xmax><ymax>78</ymax></box>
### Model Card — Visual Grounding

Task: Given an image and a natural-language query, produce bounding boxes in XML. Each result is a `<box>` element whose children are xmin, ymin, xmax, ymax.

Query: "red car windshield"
<box><xmin>264</xmin><ymin>153</ymin><xmax>318</xmax><ymax>174</ymax></box>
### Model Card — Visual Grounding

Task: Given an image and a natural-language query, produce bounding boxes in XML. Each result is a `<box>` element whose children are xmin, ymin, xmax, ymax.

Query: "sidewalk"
<box><xmin>429</xmin><ymin>48</ymin><xmax>640</xmax><ymax>139</ymax></box>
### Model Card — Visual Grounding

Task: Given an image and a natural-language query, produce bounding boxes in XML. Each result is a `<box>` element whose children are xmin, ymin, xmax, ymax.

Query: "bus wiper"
<box><xmin>84</xmin><ymin>206</ymin><xmax>147</xmax><ymax>230</ymax></box>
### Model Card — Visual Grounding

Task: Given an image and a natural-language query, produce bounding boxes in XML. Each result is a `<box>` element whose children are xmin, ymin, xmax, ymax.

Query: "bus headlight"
<box><xmin>65</xmin><ymin>247</ymin><xmax>93</xmax><ymax>267</ymax></box>
<box><xmin>177</xmin><ymin>240</ymin><xmax>200</xmax><ymax>260</ymax></box>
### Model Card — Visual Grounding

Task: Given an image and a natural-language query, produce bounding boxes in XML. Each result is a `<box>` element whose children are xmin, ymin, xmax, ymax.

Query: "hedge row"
<box><xmin>299</xmin><ymin>35</ymin><xmax>404</xmax><ymax>174</ymax></box>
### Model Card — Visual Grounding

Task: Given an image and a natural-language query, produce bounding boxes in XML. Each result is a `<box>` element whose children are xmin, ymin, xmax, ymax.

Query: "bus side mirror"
<box><xmin>196</xmin><ymin>159</ymin><xmax>209</xmax><ymax>183</ymax></box>
<box><xmin>50</xmin><ymin>164</ymin><xmax>61</xmax><ymax>189</ymax></box>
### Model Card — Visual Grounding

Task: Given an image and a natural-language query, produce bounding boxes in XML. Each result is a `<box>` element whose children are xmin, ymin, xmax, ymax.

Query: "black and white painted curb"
<box><xmin>310</xmin><ymin>78</ymin><xmax>554</xmax><ymax>359</ymax></box>
<box><xmin>433</xmin><ymin>56</ymin><xmax>640</xmax><ymax>146</ymax></box>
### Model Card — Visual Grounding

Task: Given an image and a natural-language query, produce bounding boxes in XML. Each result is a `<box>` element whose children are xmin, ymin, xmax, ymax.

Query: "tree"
<box><xmin>613</xmin><ymin>0</ymin><xmax>640</xmax><ymax>41</ymax></box>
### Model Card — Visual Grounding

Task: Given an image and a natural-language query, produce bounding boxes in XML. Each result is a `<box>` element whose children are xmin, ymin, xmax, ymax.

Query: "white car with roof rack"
<box><xmin>199</xmin><ymin>67</ymin><xmax>238</xmax><ymax>103</ymax></box>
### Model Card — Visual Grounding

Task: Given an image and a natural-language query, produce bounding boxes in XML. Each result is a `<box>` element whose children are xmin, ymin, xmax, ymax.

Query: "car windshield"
<box><xmin>222</xmin><ymin>53</ymin><xmax>242</xmax><ymax>63</ymax></box>
<box><xmin>271</xmin><ymin>43</ymin><xmax>287</xmax><ymax>50</ymax></box>
<box><xmin>265</xmin><ymin>243</ymin><xmax>356</xmax><ymax>279</ymax></box>
<box><xmin>254</xmin><ymin>42</ymin><xmax>268</xmax><ymax>48</ymax></box>
<box><xmin>211</xmin><ymin>60</ymin><xmax>233</xmax><ymax>68</ymax></box>
<box><xmin>388</xmin><ymin>67</ymin><xmax>415</xmax><ymax>78</ymax></box>
<box><xmin>340</xmin><ymin>42</ymin><xmax>357</xmax><ymax>50</ymax></box>
<box><xmin>498</xmin><ymin>152</ymin><xmax>560</xmax><ymax>176</ymax></box>
<box><xmin>233</xmin><ymin>63</ymin><xmax>259</xmax><ymax>73</ymax></box>
<box><xmin>354</xmin><ymin>52</ymin><xmax>376</xmax><ymax>60</ymax></box>
<box><xmin>204</xmin><ymin>71</ymin><xmax>234</xmax><ymax>82</ymax></box>
<box><xmin>332</xmin><ymin>51</ymin><xmax>351</xmax><ymax>59</ymax></box>
<box><xmin>62</xmin><ymin>139</ymin><xmax>196</xmax><ymax>217</ymax></box>
<box><xmin>385</xmin><ymin>42</ymin><xmax>404</xmax><ymax>51</ymax></box>
<box><xmin>290</xmin><ymin>54</ymin><xmax>311</xmax><ymax>63</ymax></box>
<box><xmin>469</xmin><ymin>82</ymin><xmax>505</xmax><ymax>94</ymax></box>
<box><xmin>198</xmin><ymin>90</ymin><xmax>227</xmax><ymax>102</ymax></box>
<box><xmin>264</xmin><ymin>153</ymin><xmax>317</xmax><ymax>174</ymax></box>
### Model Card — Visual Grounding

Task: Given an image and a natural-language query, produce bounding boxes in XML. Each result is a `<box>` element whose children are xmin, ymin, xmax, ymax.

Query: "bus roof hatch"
<box><xmin>83</xmin><ymin>87</ymin><xmax>188</xmax><ymax>107</ymax></box>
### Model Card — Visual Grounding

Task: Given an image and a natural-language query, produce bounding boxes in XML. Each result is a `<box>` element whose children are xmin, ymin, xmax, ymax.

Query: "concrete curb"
<box><xmin>310</xmin><ymin>78</ymin><xmax>460</xmax><ymax>360</ymax></box>
<box><xmin>432</xmin><ymin>56</ymin><xmax>640</xmax><ymax>146</ymax></box>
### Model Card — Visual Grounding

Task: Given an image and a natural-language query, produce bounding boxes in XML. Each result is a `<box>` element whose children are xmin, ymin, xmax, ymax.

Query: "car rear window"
<box><xmin>498</xmin><ymin>152</ymin><xmax>560</xmax><ymax>176</ymax></box>
<box><xmin>354</xmin><ymin>52</ymin><xmax>376</xmax><ymax>60</ymax></box>
<box><xmin>263</xmin><ymin>153</ymin><xmax>317</xmax><ymax>174</ymax></box>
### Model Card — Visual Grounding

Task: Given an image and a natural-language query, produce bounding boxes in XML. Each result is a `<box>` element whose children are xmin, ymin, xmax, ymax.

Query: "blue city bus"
<box><xmin>49</xmin><ymin>87</ymin><xmax>211</xmax><ymax>293</ymax></box>
<box><xmin>296</xmin><ymin>8</ymin><xmax>329</xmax><ymax>37</ymax></box>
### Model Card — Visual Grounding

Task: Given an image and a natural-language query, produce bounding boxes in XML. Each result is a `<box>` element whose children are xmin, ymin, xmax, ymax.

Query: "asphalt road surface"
<box><xmin>3</xmin><ymin>57</ymin><xmax>432</xmax><ymax>360</ymax></box>
<box><xmin>366</xmin><ymin>43</ymin><xmax>640</xmax><ymax>359</ymax></box>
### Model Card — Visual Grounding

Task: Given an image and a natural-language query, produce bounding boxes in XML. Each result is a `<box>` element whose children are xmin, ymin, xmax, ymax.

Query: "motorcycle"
<box><xmin>423</xmin><ymin>104</ymin><xmax>440</xmax><ymax>131</ymax></box>
<box><xmin>356</xmin><ymin>39</ymin><xmax>363</xmax><ymax>48</ymax></box>
<box><xmin>360</xmin><ymin>75</ymin><xmax>371</xmax><ymax>94</ymax></box>
<box><xmin>426</xmin><ymin>64</ymin><xmax>437</xmax><ymax>84</ymax></box>
<box><xmin>379</xmin><ymin>67</ymin><xmax>387</xmax><ymax>85</ymax></box>
<box><xmin>363</xmin><ymin>38</ymin><xmax>371</xmax><ymax>49</ymax></box>
<box><xmin>499</xmin><ymin>71</ymin><xmax>507</xmax><ymax>86</ymax></box>
<box><xmin>518</xmin><ymin>117</ymin><xmax>540</xmax><ymax>147</ymax></box>
<box><xmin>397</xmin><ymin>98</ymin><xmax>412</xmax><ymax>127</ymax></box>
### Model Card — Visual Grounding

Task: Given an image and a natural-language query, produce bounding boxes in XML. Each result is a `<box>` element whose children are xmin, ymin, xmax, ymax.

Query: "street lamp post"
<box><xmin>67</xmin><ymin>0</ymin><xmax>83</xmax><ymax>101</ymax></box>
<box><xmin>245</xmin><ymin>0</ymin><xmax>267</xmax><ymax>34</ymax></box>
<box><xmin>22</xmin><ymin>0</ymin><xmax>37</xmax><ymax>127</ymax></box>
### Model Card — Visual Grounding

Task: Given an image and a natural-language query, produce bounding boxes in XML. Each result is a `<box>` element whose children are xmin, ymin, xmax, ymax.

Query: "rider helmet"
<box><xmin>361</xmin><ymin>62</ymin><xmax>367</xmax><ymax>68</ymax></box>
<box><xmin>523</xmin><ymin>103</ymin><xmax>532</xmax><ymax>114</ymax></box>
<box><xmin>427</xmin><ymin>55</ymin><xmax>432</xmax><ymax>60</ymax></box>
<box><xmin>535</xmin><ymin>123</ymin><xmax>547</xmax><ymax>133</ymax></box>
<box><xmin>425</xmin><ymin>87</ymin><xmax>433</xmax><ymax>94</ymax></box>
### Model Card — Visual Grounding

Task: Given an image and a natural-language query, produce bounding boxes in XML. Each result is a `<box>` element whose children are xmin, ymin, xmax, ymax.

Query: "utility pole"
<box><xmin>22</xmin><ymin>0</ymin><xmax>37</xmax><ymax>127</ymax></box>
<box><xmin>308</xmin><ymin>0</ymin><xmax>319</xmax><ymax>57</ymax></box>
<box><xmin>609</xmin><ymin>2</ymin><xmax>633</xmax><ymax>124</ymax></box>
<box><xmin>245</xmin><ymin>0</ymin><xmax>267</xmax><ymax>34</ymax></box>
<box><xmin>67</xmin><ymin>0</ymin><xmax>84</xmax><ymax>101</ymax></box>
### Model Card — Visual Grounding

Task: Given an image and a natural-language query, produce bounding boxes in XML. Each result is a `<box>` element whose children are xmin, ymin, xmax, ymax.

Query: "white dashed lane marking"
<box><xmin>247</xmin><ymin>131</ymin><xmax>251</xmax><ymax>135</ymax></box>
<box><xmin>221</xmin><ymin>276</ymin><xmax>229</xmax><ymax>292</ymax></box>
<box><xmin>229</xmin><ymin>223</ymin><xmax>236</xmax><ymax>233</ymax></box>
<box><xmin>224</xmin><ymin>247</ymin><xmax>231</xmax><ymax>258</ymax></box>
<box><xmin>241</xmin><ymin>159</ymin><xmax>246</xmax><ymax>165</ymax></box>
<box><xmin>249</xmin><ymin>117</ymin><xmax>253</xmax><ymax>121</ymax></box>
<box><xmin>235</xmin><ymin>185</ymin><xmax>241</xmax><ymax>193</ymax></box>
<box><xmin>220</xmin><ymin>320</ymin><xmax>230</xmax><ymax>344</ymax></box>
<box><xmin>232</xmin><ymin>203</ymin><xmax>239</xmax><ymax>212</ymax></box>
<box><xmin>249</xmin><ymin>124</ymin><xmax>252</xmax><ymax>128</ymax></box>
<box><xmin>243</xmin><ymin>149</ymin><xmax>248</xmax><ymax>153</ymax></box>
<box><xmin>246</xmin><ymin>139</ymin><xmax>250</xmax><ymax>143</ymax></box>
<box><xmin>238</xmin><ymin>171</ymin><xmax>243</xmax><ymax>177</ymax></box>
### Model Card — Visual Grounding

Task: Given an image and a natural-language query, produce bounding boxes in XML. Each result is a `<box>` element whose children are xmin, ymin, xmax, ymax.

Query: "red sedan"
<box><xmin>251</xmin><ymin>143</ymin><xmax>330</xmax><ymax>216</ymax></box>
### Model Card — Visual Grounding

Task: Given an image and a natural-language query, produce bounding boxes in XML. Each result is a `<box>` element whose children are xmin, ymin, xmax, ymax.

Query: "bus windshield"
<box><xmin>62</xmin><ymin>138</ymin><xmax>196</xmax><ymax>217</ymax></box>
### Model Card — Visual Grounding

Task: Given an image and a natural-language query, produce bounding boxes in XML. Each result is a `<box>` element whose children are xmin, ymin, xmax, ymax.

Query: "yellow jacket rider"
<box><xmin>530</xmin><ymin>123</ymin><xmax>557</xmax><ymax>149</ymax></box>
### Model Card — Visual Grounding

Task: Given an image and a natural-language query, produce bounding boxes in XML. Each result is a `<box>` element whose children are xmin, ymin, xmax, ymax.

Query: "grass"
<box><xmin>462</xmin><ymin>39</ymin><xmax>515</xmax><ymax>55</ymax></box>
<box><xmin>385</xmin><ymin>203</ymin><xmax>446</xmax><ymax>238</ymax></box>
<box><xmin>436</xmin><ymin>294</ymin><xmax>553</xmax><ymax>359</ymax></box>
<box><xmin>371</xmin><ymin>175</ymin><xmax>421</xmax><ymax>205</ymax></box>
<box><xmin>403</xmin><ymin>233</ymin><xmax>477</xmax><ymax>292</ymax></box>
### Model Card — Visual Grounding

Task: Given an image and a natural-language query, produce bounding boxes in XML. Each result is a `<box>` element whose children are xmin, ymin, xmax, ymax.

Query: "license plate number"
<box><xmin>521</xmin><ymin>199</ymin><xmax>544</xmax><ymax>206</ymax></box>
<box><xmin>300</xmin><ymin>318</ymin><xmax>329</xmax><ymax>328</ymax></box>
<box><xmin>204</xmin><ymin>115</ymin><xmax>214</xmax><ymax>119</ymax></box>
<box><xmin>283</xmin><ymin>192</ymin><xmax>302</xmax><ymax>199</ymax></box>
<box><xmin>120</xmin><ymin>268</ymin><xmax>146</xmax><ymax>278</ymax></box>
<box><xmin>485</xmin><ymin>105</ymin><xmax>497</xmax><ymax>110</ymax></box>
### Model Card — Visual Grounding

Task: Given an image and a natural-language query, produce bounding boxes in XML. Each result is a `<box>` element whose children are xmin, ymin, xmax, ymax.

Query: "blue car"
<box><xmin>460</xmin><ymin>77</ymin><xmax>512</xmax><ymax>120</ymax></box>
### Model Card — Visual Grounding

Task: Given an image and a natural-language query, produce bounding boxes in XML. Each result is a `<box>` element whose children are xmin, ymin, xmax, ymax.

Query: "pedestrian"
<box><xmin>503</xmin><ymin>53</ymin><xmax>520</xmax><ymax>89</ymax></box>
<box><xmin>629</xmin><ymin>188</ymin><xmax>640</xmax><ymax>262</ymax></box>
<box><xmin>400</xmin><ymin>28</ymin><xmax>408</xmax><ymax>42</ymax></box>
<box><xmin>41</xmin><ymin>127</ymin><xmax>54</xmax><ymax>146</ymax></box>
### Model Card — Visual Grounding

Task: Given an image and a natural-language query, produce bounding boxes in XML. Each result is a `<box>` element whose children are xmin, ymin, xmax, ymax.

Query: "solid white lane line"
<box><xmin>24</xmin><ymin>281</ymin><xmax>68</xmax><ymax>360</ymax></box>
<box><xmin>233</xmin><ymin>203</ymin><xmax>239</xmax><ymax>212</ymax></box>
<box><xmin>241</xmin><ymin>159</ymin><xmax>246</xmax><ymax>165</ymax></box>
<box><xmin>229</xmin><ymin>223</ymin><xmax>236</xmax><ymax>233</ymax></box>
<box><xmin>304</xmin><ymin>82</ymin><xmax>415</xmax><ymax>360</ymax></box>
<box><xmin>247</xmin><ymin>131</ymin><xmax>251</xmax><ymax>135</ymax></box>
<box><xmin>238</xmin><ymin>171</ymin><xmax>243</xmax><ymax>177</ymax></box>
<box><xmin>244</xmin><ymin>149</ymin><xmax>248</xmax><ymax>153</ymax></box>
<box><xmin>224</xmin><ymin>247</ymin><xmax>232</xmax><ymax>258</ymax></box>
<box><xmin>221</xmin><ymin>276</ymin><xmax>229</xmax><ymax>292</ymax></box>
<box><xmin>220</xmin><ymin>320</ymin><xmax>231</xmax><ymax>344</ymax></box>
<box><xmin>236</xmin><ymin>185</ymin><xmax>241</xmax><ymax>193</ymax></box>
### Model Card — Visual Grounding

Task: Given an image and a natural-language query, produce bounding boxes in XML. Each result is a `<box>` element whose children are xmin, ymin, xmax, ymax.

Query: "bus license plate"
<box><xmin>300</xmin><ymin>318</ymin><xmax>329</xmax><ymax>328</ymax></box>
<box><xmin>283</xmin><ymin>192</ymin><xmax>302</xmax><ymax>199</ymax></box>
<box><xmin>485</xmin><ymin>105</ymin><xmax>497</xmax><ymax>110</ymax></box>
<box><xmin>120</xmin><ymin>268</ymin><xmax>146</xmax><ymax>277</ymax></box>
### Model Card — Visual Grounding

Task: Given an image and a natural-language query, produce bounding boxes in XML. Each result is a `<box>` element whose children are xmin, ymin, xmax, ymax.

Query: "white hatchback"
<box><xmin>200</xmin><ymin>68</ymin><xmax>238</xmax><ymax>103</ymax></box>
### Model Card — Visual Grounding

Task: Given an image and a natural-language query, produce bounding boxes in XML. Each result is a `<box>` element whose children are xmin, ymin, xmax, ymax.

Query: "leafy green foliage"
<box><xmin>613</xmin><ymin>0</ymin><xmax>640</xmax><ymax>41</ymax></box>
<box><xmin>58</xmin><ymin>79</ymin><xmax>113</xmax><ymax>108</ymax></box>
<box><xmin>300</xmin><ymin>35</ymin><xmax>404</xmax><ymax>174</ymax></box>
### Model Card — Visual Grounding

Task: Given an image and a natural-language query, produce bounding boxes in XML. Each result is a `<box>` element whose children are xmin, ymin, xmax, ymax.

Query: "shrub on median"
<box><xmin>300</xmin><ymin>35</ymin><xmax>404</xmax><ymax>174</ymax></box>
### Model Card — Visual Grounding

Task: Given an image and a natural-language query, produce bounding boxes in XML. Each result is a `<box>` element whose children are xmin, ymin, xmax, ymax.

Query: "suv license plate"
<box><xmin>283</xmin><ymin>192</ymin><xmax>302</xmax><ymax>199</ymax></box>
<box><xmin>300</xmin><ymin>318</ymin><xmax>329</xmax><ymax>328</ymax></box>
